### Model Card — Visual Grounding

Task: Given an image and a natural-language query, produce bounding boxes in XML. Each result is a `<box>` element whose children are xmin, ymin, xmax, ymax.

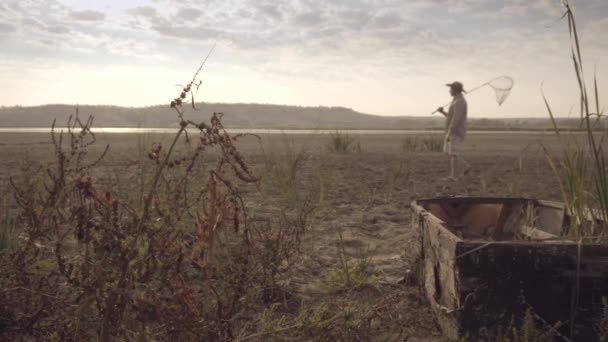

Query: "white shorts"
<box><xmin>443</xmin><ymin>137</ymin><xmax>462</xmax><ymax>156</ymax></box>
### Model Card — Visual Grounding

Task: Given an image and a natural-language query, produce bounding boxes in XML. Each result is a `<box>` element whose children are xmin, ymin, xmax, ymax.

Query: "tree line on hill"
<box><xmin>0</xmin><ymin>103</ymin><xmax>600</xmax><ymax>130</ymax></box>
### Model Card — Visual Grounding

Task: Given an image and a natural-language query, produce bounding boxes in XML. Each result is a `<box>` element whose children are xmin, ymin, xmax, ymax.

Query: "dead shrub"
<box><xmin>0</xmin><ymin>58</ymin><xmax>314</xmax><ymax>341</ymax></box>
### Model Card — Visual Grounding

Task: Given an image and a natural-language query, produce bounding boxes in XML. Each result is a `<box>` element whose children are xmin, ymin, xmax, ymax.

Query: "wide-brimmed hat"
<box><xmin>446</xmin><ymin>81</ymin><xmax>464</xmax><ymax>93</ymax></box>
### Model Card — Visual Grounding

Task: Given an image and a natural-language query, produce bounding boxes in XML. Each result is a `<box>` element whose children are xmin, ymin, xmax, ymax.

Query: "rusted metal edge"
<box><xmin>411</xmin><ymin>200</ymin><xmax>463</xmax><ymax>244</ymax></box>
<box><xmin>411</xmin><ymin>196</ymin><xmax>605</xmax><ymax>246</ymax></box>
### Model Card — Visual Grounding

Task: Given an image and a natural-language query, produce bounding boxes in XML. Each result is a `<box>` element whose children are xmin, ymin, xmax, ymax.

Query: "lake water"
<box><xmin>0</xmin><ymin>128</ymin><xmax>565</xmax><ymax>135</ymax></box>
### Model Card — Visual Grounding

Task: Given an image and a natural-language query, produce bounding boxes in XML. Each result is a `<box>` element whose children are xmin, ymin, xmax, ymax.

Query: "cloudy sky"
<box><xmin>0</xmin><ymin>0</ymin><xmax>607</xmax><ymax>117</ymax></box>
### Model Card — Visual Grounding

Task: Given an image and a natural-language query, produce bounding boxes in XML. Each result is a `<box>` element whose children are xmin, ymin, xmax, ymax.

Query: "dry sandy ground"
<box><xmin>0</xmin><ymin>131</ymin><xmax>568</xmax><ymax>340</ymax></box>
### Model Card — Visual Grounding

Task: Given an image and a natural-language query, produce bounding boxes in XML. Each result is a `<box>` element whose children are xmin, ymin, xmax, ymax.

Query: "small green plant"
<box><xmin>257</xmin><ymin>303</ymin><xmax>288</xmax><ymax>338</ymax></box>
<box><xmin>400</xmin><ymin>135</ymin><xmax>443</xmax><ymax>153</ymax></box>
<box><xmin>295</xmin><ymin>303</ymin><xmax>333</xmax><ymax>336</ymax></box>
<box><xmin>520</xmin><ymin>307</ymin><xmax>541</xmax><ymax>341</ymax></box>
<box><xmin>488</xmin><ymin>307</ymin><xmax>559</xmax><ymax>342</ymax></box>
<box><xmin>328</xmin><ymin>131</ymin><xmax>355</xmax><ymax>153</ymax></box>
<box><xmin>262</xmin><ymin>139</ymin><xmax>308</xmax><ymax>208</ymax></box>
<box><xmin>327</xmin><ymin>232</ymin><xmax>377</xmax><ymax>292</ymax></box>
<box><xmin>328</xmin><ymin>261</ymin><xmax>377</xmax><ymax>293</ymax></box>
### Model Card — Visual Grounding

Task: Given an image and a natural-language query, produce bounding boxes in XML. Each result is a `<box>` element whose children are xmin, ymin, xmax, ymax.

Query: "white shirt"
<box><xmin>446</xmin><ymin>94</ymin><xmax>468</xmax><ymax>143</ymax></box>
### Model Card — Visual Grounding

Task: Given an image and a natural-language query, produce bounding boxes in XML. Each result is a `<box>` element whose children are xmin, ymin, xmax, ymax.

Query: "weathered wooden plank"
<box><xmin>413</xmin><ymin>202</ymin><xmax>463</xmax><ymax>339</ymax></box>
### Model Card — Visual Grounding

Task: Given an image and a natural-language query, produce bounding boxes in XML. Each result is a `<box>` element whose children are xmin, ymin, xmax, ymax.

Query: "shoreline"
<box><xmin>0</xmin><ymin>128</ymin><xmax>601</xmax><ymax>135</ymax></box>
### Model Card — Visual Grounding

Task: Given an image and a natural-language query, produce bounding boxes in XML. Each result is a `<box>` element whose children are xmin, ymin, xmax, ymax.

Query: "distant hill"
<box><xmin>0</xmin><ymin>103</ymin><xmax>594</xmax><ymax>130</ymax></box>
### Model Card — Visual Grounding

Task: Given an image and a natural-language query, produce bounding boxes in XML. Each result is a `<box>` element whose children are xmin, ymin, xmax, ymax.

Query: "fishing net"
<box><xmin>485</xmin><ymin>76</ymin><xmax>514</xmax><ymax>106</ymax></box>
<box><xmin>432</xmin><ymin>76</ymin><xmax>515</xmax><ymax>114</ymax></box>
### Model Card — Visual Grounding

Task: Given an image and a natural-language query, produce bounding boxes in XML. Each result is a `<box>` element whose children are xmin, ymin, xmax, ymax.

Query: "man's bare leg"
<box><xmin>460</xmin><ymin>156</ymin><xmax>472</xmax><ymax>176</ymax></box>
<box><xmin>449</xmin><ymin>155</ymin><xmax>457</xmax><ymax>180</ymax></box>
<box><xmin>449</xmin><ymin>155</ymin><xmax>471</xmax><ymax>179</ymax></box>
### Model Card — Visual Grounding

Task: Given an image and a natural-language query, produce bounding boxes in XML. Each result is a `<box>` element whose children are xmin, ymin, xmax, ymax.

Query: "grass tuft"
<box><xmin>262</xmin><ymin>138</ymin><xmax>308</xmax><ymax>208</ymax></box>
<box><xmin>0</xmin><ymin>197</ymin><xmax>17</xmax><ymax>253</ymax></box>
<box><xmin>542</xmin><ymin>1</ymin><xmax>608</xmax><ymax>243</ymax></box>
<box><xmin>328</xmin><ymin>131</ymin><xmax>356</xmax><ymax>153</ymax></box>
<box><xmin>327</xmin><ymin>232</ymin><xmax>377</xmax><ymax>293</ymax></box>
<box><xmin>486</xmin><ymin>307</ymin><xmax>560</xmax><ymax>342</ymax></box>
<box><xmin>401</xmin><ymin>135</ymin><xmax>443</xmax><ymax>153</ymax></box>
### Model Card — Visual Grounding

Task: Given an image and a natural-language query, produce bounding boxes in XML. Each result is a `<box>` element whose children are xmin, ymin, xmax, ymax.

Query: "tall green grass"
<box><xmin>135</xmin><ymin>120</ymin><xmax>150</xmax><ymax>208</ymax></box>
<box><xmin>401</xmin><ymin>135</ymin><xmax>443</xmax><ymax>153</ymax></box>
<box><xmin>542</xmin><ymin>6</ymin><xmax>607</xmax><ymax>339</ymax></box>
<box><xmin>262</xmin><ymin>138</ymin><xmax>308</xmax><ymax>208</ymax></box>
<box><xmin>488</xmin><ymin>307</ymin><xmax>560</xmax><ymax>342</ymax></box>
<box><xmin>326</xmin><ymin>232</ymin><xmax>376</xmax><ymax>293</ymax></box>
<box><xmin>543</xmin><ymin>1</ymin><xmax>608</xmax><ymax>242</ymax></box>
<box><xmin>0</xmin><ymin>195</ymin><xmax>18</xmax><ymax>252</ymax></box>
<box><xmin>328</xmin><ymin>131</ymin><xmax>355</xmax><ymax>153</ymax></box>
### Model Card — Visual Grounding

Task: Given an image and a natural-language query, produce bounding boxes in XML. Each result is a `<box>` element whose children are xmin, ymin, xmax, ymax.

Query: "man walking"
<box><xmin>437</xmin><ymin>81</ymin><xmax>471</xmax><ymax>181</ymax></box>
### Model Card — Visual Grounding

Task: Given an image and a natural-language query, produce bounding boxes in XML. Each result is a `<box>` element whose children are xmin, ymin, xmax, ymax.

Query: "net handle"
<box><xmin>431</xmin><ymin>76</ymin><xmax>512</xmax><ymax>115</ymax></box>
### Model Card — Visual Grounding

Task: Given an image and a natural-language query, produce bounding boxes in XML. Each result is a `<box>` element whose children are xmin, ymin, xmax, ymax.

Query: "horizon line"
<box><xmin>0</xmin><ymin>102</ymin><xmax>578</xmax><ymax>120</ymax></box>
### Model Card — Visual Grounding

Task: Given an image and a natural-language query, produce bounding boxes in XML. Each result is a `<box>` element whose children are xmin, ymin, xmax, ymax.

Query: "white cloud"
<box><xmin>0</xmin><ymin>0</ymin><xmax>606</xmax><ymax>117</ymax></box>
<box><xmin>70</xmin><ymin>10</ymin><xmax>106</xmax><ymax>21</ymax></box>
<box><xmin>176</xmin><ymin>7</ymin><xmax>204</xmax><ymax>20</ymax></box>
<box><xmin>0</xmin><ymin>22</ymin><xmax>16</xmax><ymax>34</ymax></box>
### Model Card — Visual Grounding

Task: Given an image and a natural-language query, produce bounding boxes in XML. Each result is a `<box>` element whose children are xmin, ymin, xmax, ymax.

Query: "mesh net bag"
<box><xmin>485</xmin><ymin>76</ymin><xmax>514</xmax><ymax>106</ymax></box>
<box><xmin>433</xmin><ymin>76</ymin><xmax>514</xmax><ymax>114</ymax></box>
